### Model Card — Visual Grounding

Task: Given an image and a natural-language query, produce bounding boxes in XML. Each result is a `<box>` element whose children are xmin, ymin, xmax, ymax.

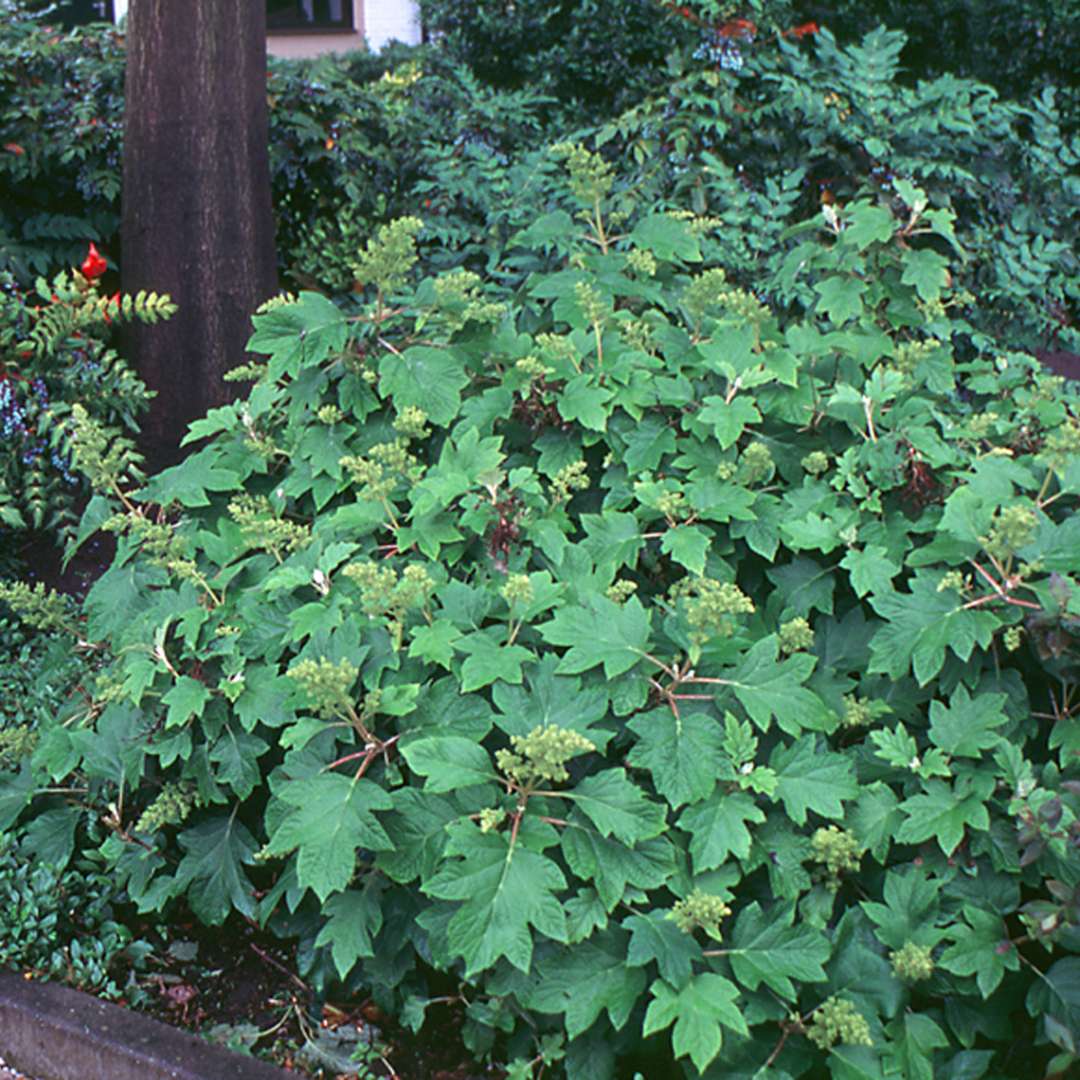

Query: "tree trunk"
<box><xmin>122</xmin><ymin>0</ymin><xmax>277</xmax><ymax>472</ymax></box>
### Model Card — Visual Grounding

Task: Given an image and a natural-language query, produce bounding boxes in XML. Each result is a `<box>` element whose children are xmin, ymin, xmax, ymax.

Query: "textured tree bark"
<box><xmin>122</xmin><ymin>0</ymin><xmax>277</xmax><ymax>471</ymax></box>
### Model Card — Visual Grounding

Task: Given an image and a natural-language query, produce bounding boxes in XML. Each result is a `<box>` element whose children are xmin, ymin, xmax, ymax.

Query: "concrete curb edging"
<box><xmin>0</xmin><ymin>975</ymin><xmax>292</xmax><ymax>1080</ymax></box>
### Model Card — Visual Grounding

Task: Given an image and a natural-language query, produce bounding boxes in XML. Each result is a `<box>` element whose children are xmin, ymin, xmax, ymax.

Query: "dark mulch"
<box><xmin>126</xmin><ymin>914</ymin><xmax>503</xmax><ymax>1080</ymax></box>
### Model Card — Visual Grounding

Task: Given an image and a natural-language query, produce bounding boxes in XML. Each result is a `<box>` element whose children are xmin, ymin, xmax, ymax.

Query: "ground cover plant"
<box><xmin>0</xmin><ymin>608</ymin><xmax>138</xmax><ymax>998</ymax></box>
<box><xmin>2</xmin><ymin>117</ymin><xmax>1079</xmax><ymax>1076</ymax></box>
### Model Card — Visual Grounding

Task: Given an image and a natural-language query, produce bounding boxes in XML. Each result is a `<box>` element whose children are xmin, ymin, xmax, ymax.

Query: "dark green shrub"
<box><xmin>4</xmin><ymin>133</ymin><xmax>1080</xmax><ymax>1076</ymax></box>
<box><xmin>268</xmin><ymin>48</ymin><xmax>555</xmax><ymax>289</ymax></box>
<box><xmin>416</xmin><ymin>0</ymin><xmax>700</xmax><ymax>121</ymax></box>
<box><xmin>0</xmin><ymin>1</ymin><xmax>124</xmax><ymax>281</ymax></box>
<box><xmin>796</xmin><ymin>0</ymin><xmax>1080</xmax><ymax>130</ymax></box>
<box><xmin>598</xmin><ymin>25</ymin><xmax>1079</xmax><ymax>355</ymax></box>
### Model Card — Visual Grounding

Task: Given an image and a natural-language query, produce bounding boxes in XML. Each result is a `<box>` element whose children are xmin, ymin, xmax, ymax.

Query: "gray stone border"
<box><xmin>0</xmin><ymin>975</ymin><xmax>291</xmax><ymax>1080</ymax></box>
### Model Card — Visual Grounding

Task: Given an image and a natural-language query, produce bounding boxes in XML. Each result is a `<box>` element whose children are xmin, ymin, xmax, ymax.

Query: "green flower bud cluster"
<box><xmin>235</xmin><ymin>407</ymin><xmax>283</xmax><ymax>461</ymax></box>
<box><xmin>810</xmin><ymin>826</ymin><xmax>863</xmax><ymax>890</ymax></box>
<box><xmin>802</xmin><ymin>451</ymin><xmax>830</xmax><ymax>476</ymax></box>
<box><xmin>841</xmin><ymin>694</ymin><xmax>891</xmax><ymax>729</ymax></box>
<box><xmin>626</xmin><ymin>249</ymin><xmax>657</xmax><ymax>277</ymax></box>
<box><xmin>668</xmin><ymin>889</ymin><xmax>731</xmax><ymax>941</ymax></box>
<box><xmin>550</xmin><ymin>142</ymin><xmax>613</xmax><ymax>206</ymax></box>
<box><xmin>350</xmin><ymin>216</ymin><xmax>422</xmax><ymax>295</ymax></box>
<box><xmin>478</xmin><ymin>807</ymin><xmax>506</xmax><ymax>834</ymax></box>
<box><xmin>682</xmin><ymin>268</ymin><xmax>729</xmax><ymax>326</ymax></box>
<box><xmin>316</xmin><ymin>404</ymin><xmax>343</xmax><ymax>425</ymax></box>
<box><xmin>535</xmin><ymin>334</ymin><xmax>580</xmax><ymax>370</ymax></box>
<box><xmin>606</xmin><ymin>579</ymin><xmax>638</xmax><ymax>604</ymax></box>
<box><xmin>104</xmin><ymin>511</ymin><xmax>203</xmax><ymax>588</ymax></box>
<box><xmin>894</xmin><ymin>338</ymin><xmax>939</xmax><ymax>374</ymax></box>
<box><xmin>514</xmin><ymin>355</ymin><xmax>554</xmax><ymax>383</ymax></box>
<box><xmin>0</xmin><ymin>725</ymin><xmax>37</xmax><ymax>768</ymax></box>
<box><xmin>135</xmin><ymin>782</ymin><xmax>194</xmax><ymax>834</ymax></box>
<box><xmin>717</xmin><ymin>286</ymin><xmax>771</xmax><ymax>326</ymax></box>
<box><xmin>1038</xmin><ymin>419</ymin><xmax>1080</xmax><ymax>475</ymax></box>
<box><xmin>1003</xmin><ymin>626</ymin><xmax>1023</xmax><ymax>652</ymax></box>
<box><xmin>341</xmin><ymin>439</ymin><xmax>422</xmax><ymax>503</ymax></box>
<box><xmin>93</xmin><ymin>669</ymin><xmax>128</xmax><ymax>705</ymax></box>
<box><xmin>254</xmin><ymin>293</ymin><xmax>298</xmax><ymax>315</ymax></box>
<box><xmin>223</xmin><ymin>360</ymin><xmax>268</xmax><ymax>383</ymax></box>
<box><xmin>655</xmin><ymin>489</ymin><xmax>689</xmax><ymax>521</ymax></box>
<box><xmin>574</xmin><ymin>281</ymin><xmax>610</xmax><ymax>329</ymax></box>
<box><xmin>738</xmin><ymin>442</ymin><xmax>774</xmax><ymax>485</ymax></box>
<box><xmin>496</xmin><ymin>724</ymin><xmax>596</xmax><ymax>787</ymax></box>
<box><xmin>981</xmin><ymin>503</ymin><xmax>1038</xmax><ymax>561</ymax></box>
<box><xmin>343</xmin><ymin>560</ymin><xmax>434</xmax><ymax>647</ymax></box>
<box><xmin>431</xmin><ymin>269</ymin><xmax>505</xmax><ymax>331</ymax></box>
<box><xmin>687</xmin><ymin>213</ymin><xmax>723</xmax><ymax>235</ymax></box>
<box><xmin>936</xmin><ymin>570</ymin><xmax>966</xmax><ymax>593</ymax></box>
<box><xmin>964</xmin><ymin>411</ymin><xmax>999</xmax><ymax>439</ymax></box>
<box><xmin>287</xmin><ymin>657</ymin><xmax>359</xmax><ymax>719</ymax></box>
<box><xmin>890</xmin><ymin>941</ymin><xmax>935</xmax><ymax>982</ymax></box>
<box><xmin>501</xmin><ymin>574</ymin><xmax>534</xmax><ymax>608</ymax></box>
<box><xmin>67</xmin><ymin>403</ymin><xmax>142</xmax><ymax>492</ymax></box>
<box><xmin>806</xmin><ymin>997</ymin><xmax>873</xmax><ymax>1050</ymax></box>
<box><xmin>392</xmin><ymin>406</ymin><xmax>430</xmax><ymax>440</ymax></box>
<box><xmin>619</xmin><ymin>318</ymin><xmax>655</xmax><ymax>354</ymax></box>
<box><xmin>344</xmin><ymin>559</ymin><xmax>396</xmax><ymax>607</ymax></box>
<box><xmin>669</xmin><ymin>577</ymin><xmax>755</xmax><ymax>647</ymax></box>
<box><xmin>227</xmin><ymin>494</ymin><xmax>311</xmax><ymax>561</ymax></box>
<box><xmin>550</xmin><ymin>461</ymin><xmax>590</xmax><ymax>505</ymax></box>
<box><xmin>920</xmin><ymin>298</ymin><xmax>948</xmax><ymax>321</ymax></box>
<box><xmin>0</xmin><ymin>580</ymin><xmax>74</xmax><ymax>635</ymax></box>
<box><xmin>778</xmin><ymin>617</ymin><xmax>814</xmax><ymax>654</ymax></box>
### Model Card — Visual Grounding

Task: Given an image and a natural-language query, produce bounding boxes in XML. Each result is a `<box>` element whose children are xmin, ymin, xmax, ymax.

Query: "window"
<box><xmin>47</xmin><ymin>0</ymin><xmax>114</xmax><ymax>27</ymax></box>
<box><xmin>267</xmin><ymin>0</ymin><xmax>354</xmax><ymax>31</ymax></box>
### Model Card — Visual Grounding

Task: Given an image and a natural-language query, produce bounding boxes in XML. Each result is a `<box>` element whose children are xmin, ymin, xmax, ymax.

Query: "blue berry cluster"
<box><xmin>0</xmin><ymin>374</ymin><xmax>76</xmax><ymax>483</ymax></box>
<box><xmin>0</xmin><ymin>378</ymin><xmax>28</xmax><ymax>442</ymax></box>
<box><xmin>693</xmin><ymin>39</ymin><xmax>744</xmax><ymax>71</ymax></box>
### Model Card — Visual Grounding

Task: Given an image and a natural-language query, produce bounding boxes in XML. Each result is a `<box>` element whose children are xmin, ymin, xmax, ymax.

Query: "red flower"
<box><xmin>3</xmin><ymin>142</ymin><xmax>24</xmax><ymax>156</ymax></box>
<box><xmin>81</xmin><ymin>242</ymin><xmax>107</xmax><ymax>280</ymax></box>
<box><xmin>784</xmin><ymin>21</ymin><xmax>819</xmax><ymax>38</ymax></box>
<box><xmin>718</xmin><ymin>18</ymin><xmax>757</xmax><ymax>40</ymax></box>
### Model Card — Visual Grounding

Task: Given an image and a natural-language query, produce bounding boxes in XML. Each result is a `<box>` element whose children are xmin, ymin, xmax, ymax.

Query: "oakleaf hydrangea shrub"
<box><xmin>5</xmin><ymin>149</ymin><xmax>1080</xmax><ymax>1079</ymax></box>
<box><xmin>0</xmin><ymin>258</ymin><xmax>170</xmax><ymax>550</ymax></box>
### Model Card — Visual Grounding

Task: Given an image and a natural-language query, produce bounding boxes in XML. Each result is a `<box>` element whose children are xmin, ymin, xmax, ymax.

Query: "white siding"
<box><xmin>363</xmin><ymin>0</ymin><xmax>421</xmax><ymax>49</ymax></box>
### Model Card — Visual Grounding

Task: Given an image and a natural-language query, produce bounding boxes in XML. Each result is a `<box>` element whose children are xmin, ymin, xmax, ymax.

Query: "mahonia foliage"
<box><xmin>0</xmin><ymin>263</ymin><xmax>166</xmax><ymax>546</ymax></box>
<box><xmin>4</xmin><ymin>105</ymin><xmax>1080</xmax><ymax>1079</ymax></box>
